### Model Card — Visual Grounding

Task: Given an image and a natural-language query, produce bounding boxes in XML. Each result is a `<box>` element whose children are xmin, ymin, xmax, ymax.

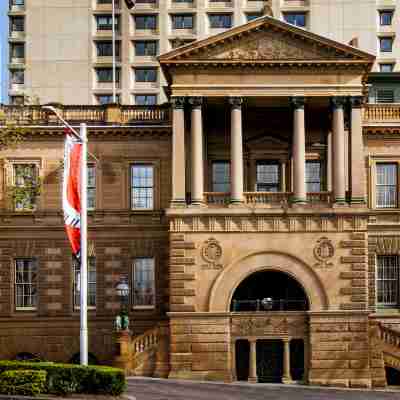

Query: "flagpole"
<box><xmin>80</xmin><ymin>122</ymin><xmax>88</xmax><ymax>366</ymax></box>
<box><xmin>112</xmin><ymin>0</ymin><xmax>117</xmax><ymax>103</ymax></box>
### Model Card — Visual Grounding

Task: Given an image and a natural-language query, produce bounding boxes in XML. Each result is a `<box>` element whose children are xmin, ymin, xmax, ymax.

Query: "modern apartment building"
<box><xmin>7</xmin><ymin>0</ymin><xmax>400</xmax><ymax>105</ymax></box>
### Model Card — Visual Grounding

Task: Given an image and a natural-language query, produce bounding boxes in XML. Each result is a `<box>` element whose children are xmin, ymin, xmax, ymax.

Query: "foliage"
<box><xmin>69</xmin><ymin>352</ymin><xmax>99</xmax><ymax>366</ymax></box>
<box><xmin>0</xmin><ymin>369</ymin><xmax>47</xmax><ymax>396</ymax></box>
<box><xmin>14</xmin><ymin>352</ymin><xmax>43</xmax><ymax>362</ymax></box>
<box><xmin>0</xmin><ymin>360</ymin><xmax>126</xmax><ymax>396</ymax></box>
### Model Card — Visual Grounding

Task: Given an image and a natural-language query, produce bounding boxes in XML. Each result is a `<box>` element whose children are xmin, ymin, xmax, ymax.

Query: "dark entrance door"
<box><xmin>235</xmin><ymin>340</ymin><xmax>249</xmax><ymax>381</ymax></box>
<box><xmin>256</xmin><ymin>340</ymin><xmax>283</xmax><ymax>383</ymax></box>
<box><xmin>290</xmin><ymin>339</ymin><xmax>305</xmax><ymax>381</ymax></box>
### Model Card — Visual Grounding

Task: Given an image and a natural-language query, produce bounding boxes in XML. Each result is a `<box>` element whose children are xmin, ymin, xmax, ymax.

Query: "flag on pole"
<box><xmin>63</xmin><ymin>129</ymin><xmax>82</xmax><ymax>260</ymax></box>
<box><xmin>124</xmin><ymin>0</ymin><xmax>135</xmax><ymax>9</ymax></box>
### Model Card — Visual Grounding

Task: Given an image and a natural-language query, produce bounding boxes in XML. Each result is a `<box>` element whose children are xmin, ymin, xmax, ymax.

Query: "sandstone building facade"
<box><xmin>1</xmin><ymin>14</ymin><xmax>400</xmax><ymax>388</ymax></box>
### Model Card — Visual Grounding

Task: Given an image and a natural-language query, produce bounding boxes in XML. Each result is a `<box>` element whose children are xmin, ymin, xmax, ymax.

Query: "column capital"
<box><xmin>330</xmin><ymin>96</ymin><xmax>346</xmax><ymax>110</ymax></box>
<box><xmin>290</xmin><ymin>96</ymin><xmax>305</xmax><ymax>109</ymax></box>
<box><xmin>171</xmin><ymin>96</ymin><xmax>185</xmax><ymax>109</ymax></box>
<box><xmin>228</xmin><ymin>97</ymin><xmax>243</xmax><ymax>109</ymax></box>
<box><xmin>349</xmin><ymin>96</ymin><xmax>364</xmax><ymax>108</ymax></box>
<box><xmin>188</xmin><ymin>96</ymin><xmax>203</xmax><ymax>109</ymax></box>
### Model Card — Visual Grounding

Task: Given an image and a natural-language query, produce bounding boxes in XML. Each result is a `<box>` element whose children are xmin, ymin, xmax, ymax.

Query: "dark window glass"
<box><xmin>96</xmin><ymin>41</ymin><xmax>120</xmax><ymax>57</ymax></box>
<box><xmin>209</xmin><ymin>14</ymin><xmax>232</xmax><ymax>28</ymax></box>
<box><xmin>11</xmin><ymin>44</ymin><xmax>24</xmax><ymax>59</ymax></box>
<box><xmin>11</xmin><ymin>0</ymin><xmax>25</xmax><ymax>6</ymax></box>
<box><xmin>379</xmin><ymin>11</ymin><xmax>393</xmax><ymax>26</ymax></box>
<box><xmin>96</xmin><ymin>68</ymin><xmax>120</xmax><ymax>82</ymax></box>
<box><xmin>135</xmin><ymin>41</ymin><xmax>157</xmax><ymax>56</ymax></box>
<box><xmin>135</xmin><ymin>68</ymin><xmax>157</xmax><ymax>82</ymax></box>
<box><xmin>11</xmin><ymin>70</ymin><xmax>24</xmax><ymax>84</ymax></box>
<box><xmin>247</xmin><ymin>13</ymin><xmax>262</xmax><ymax>22</ymax></box>
<box><xmin>96</xmin><ymin>94</ymin><xmax>120</xmax><ymax>104</ymax></box>
<box><xmin>283</xmin><ymin>12</ymin><xmax>306</xmax><ymax>27</ymax></box>
<box><xmin>377</xmin><ymin>255</ymin><xmax>399</xmax><ymax>307</ymax></box>
<box><xmin>173</xmin><ymin>0</ymin><xmax>193</xmax><ymax>2</ymax></box>
<box><xmin>380</xmin><ymin>63</ymin><xmax>394</xmax><ymax>73</ymax></box>
<box><xmin>131</xmin><ymin>165</ymin><xmax>154</xmax><ymax>209</ymax></box>
<box><xmin>306</xmin><ymin>161</ymin><xmax>322</xmax><ymax>192</ymax></box>
<box><xmin>256</xmin><ymin>161</ymin><xmax>280</xmax><ymax>192</ymax></box>
<box><xmin>135</xmin><ymin>94</ymin><xmax>157</xmax><ymax>105</ymax></box>
<box><xmin>380</xmin><ymin>37</ymin><xmax>393</xmax><ymax>52</ymax></box>
<box><xmin>10</xmin><ymin>17</ymin><xmax>24</xmax><ymax>32</ymax></box>
<box><xmin>135</xmin><ymin>15</ymin><xmax>157</xmax><ymax>30</ymax></box>
<box><xmin>377</xmin><ymin>89</ymin><xmax>394</xmax><ymax>103</ymax></box>
<box><xmin>96</xmin><ymin>15</ymin><xmax>119</xmax><ymax>31</ymax></box>
<box><xmin>172</xmin><ymin>14</ymin><xmax>194</xmax><ymax>29</ymax></box>
<box><xmin>212</xmin><ymin>161</ymin><xmax>230</xmax><ymax>192</ymax></box>
<box><xmin>133</xmin><ymin>258</ymin><xmax>155</xmax><ymax>307</ymax></box>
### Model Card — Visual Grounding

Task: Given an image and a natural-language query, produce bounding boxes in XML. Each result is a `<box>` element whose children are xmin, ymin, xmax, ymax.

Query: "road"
<box><xmin>127</xmin><ymin>377</ymin><xmax>400</xmax><ymax>400</ymax></box>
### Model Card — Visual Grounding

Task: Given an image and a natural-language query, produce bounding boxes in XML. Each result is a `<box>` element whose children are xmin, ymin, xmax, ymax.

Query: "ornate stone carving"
<box><xmin>228</xmin><ymin>97</ymin><xmax>243</xmax><ymax>109</ymax></box>
<box><xmin>349</xmin><ymin>96</ymin><xmax>364</xmax><ymax>109</ymax></box>
<box><xmin>313</xmin><ymin>236</ymin><xmax>335</xmax><ymax>268</ymax></box>
<box><xmin>201</xmin><ymin>237</ymin><xmax>223</xmax><ymax>270</ymax></box>
<box><xmin>171</xmin><ymin>97</ymin><xmax>185</xmax><ymax>109</ymax></box>
<box><xmin>188</xmin><ymin>97</ymin><xmax>203</xmax><ymax>109</ymax></box>
<box><xmin>330</xmin><ymin>96</ymin><xmax>346</xmax><ymax>110</ymax></box>
<box><xmin>290</xmin><ymin>97</ymin><xmax>305</xmax><ymax>109</ymax></box>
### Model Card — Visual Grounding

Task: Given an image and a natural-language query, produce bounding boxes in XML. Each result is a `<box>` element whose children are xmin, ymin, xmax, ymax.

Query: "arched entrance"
<box><xmin>231</xmin><ymin>269</ymin><xmax>309</xmax><ymax>384</ymax></box>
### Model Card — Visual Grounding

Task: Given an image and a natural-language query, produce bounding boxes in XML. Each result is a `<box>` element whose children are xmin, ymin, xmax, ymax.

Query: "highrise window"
<box><xmin>172</xmin><ymin>14</ymin><xmax>194</xmax><ymax>29</ymax></box>
<box><xmin>135</xmin><ymin>68</ymin><xmax>157</xmax><ymax>82</ymax></box>
<box><xmin>376</xmin><ymin>89</ymin><xmax>394</xmax><ymax>103</ymax></box>
<box><xmin>377</xmin><ymin>256</ymin><xmax>399</xmax><ymax>307</ymax></box>
<box><xmin>11</xmin><ymin>0</ymin><xmax>24</xmax><ymax>7</ymax></box>
<box><xmin>96</xmin><ymin>94</ymin><xmax>120</xmax><ymax>104</ymax></box>
<box><xmin>379</xmin><ymin>10</ymin><xmax>393</xmax><ymax>26</ymax></box>
<box><xmin>379</xmin><ymin>63</ymin><xmax>394</xmax><ymax>73</ymax></box>
<box><xmin>96</xmin><ymin>41</ymin><xmax>120</xmax><ymax>57</ymax></box>
<box><xmin>11</xmin><ymin>70</ymin><xmax>24</xmax><ymax>84</ymax></box>
<box><xmin>283</xmin><ymin>12</ymin><xmax>306</xmax><ymax>27</ymax></box>
<box><xmin>379</xmin><ymin>37</ymin><xmax>393</xmax><ymax>52</ymax></box>
<box><xmin>209</xmin><ymin>14</ymin><xmax>232</xmax><ymax>29</ymax></box>
<box><xmin>96</xmin><ymin>15</ymin><xmax>119</xmax><ymax>31</ymax></box>
<box><xmin>15</xmin><ymin>259</ymin><xmax>37</xmax><ymax>310</ymax></box>
<box><xmin>10</xmin><ymin>43</ymin><xmax>25</xmax><ymax>59</ymax></box>
<box><xmin>96</xmin><ymin>67</ymin><xmax>120</xmax><ymax>82</ymax></box>
<box><xmin>135</xmin><ymin>94</ymin><xmax>157</xmax><ymax>105</ymax></box>
<box><xmin>88</xmin><ymin>165</ymin><xmax>96</xmax><ymax>210</ymax></box>
<box><xmin>134</xmin><ymin>15</ymin><xmax>157</xmax><ymax>30</ymax></box>
<box><xmin>10</xmin><ymin>17</ymin><xmax>24</xmax><ymax>32</ymax></box>
<box><xmin>135</xmin><ymin>41</ymin><xmax>158</xmax><ymax>56</ymax></box>
<box><xmin>12</xmin><ymin>163</ymin><xmax>38</xmax><ymax>211</ymax></box>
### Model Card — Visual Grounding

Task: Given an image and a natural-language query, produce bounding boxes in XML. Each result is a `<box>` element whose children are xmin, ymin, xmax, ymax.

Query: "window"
<box><xmin>380</xmin><ymin>37</ymin><xmax>393</xmax><ymax>52</ymax></box>
<box><xmin>377</xmin><ymin>89</ymin><xmax>395</xmax><ymax>103</ymax></box>
<box><xmin>88</xmin><ymin>165</ymin><xmax>96</xmax><ymax>210</ymax></box>
<box><xmin>172</xmin><ymin>14</ymin><xmax>194</xmax><ymax>29</ymax></box>
<box><xmin>12</xmin><ymin>163</ymin><xmax>38</xmax><ymax>211</ymax></box>
<box><xmin>96</xmin><ymin>41</ymin><xmax>120</xmax><ymax>57</ymax></box>
<box><xmin>15</xmin><ymin>259</ymin><xmax>37</xmax><ymax>310</ymax></box>
<box><xmin>209</xmin><ymin>14</ymin><xmax>232</xmax><ymax>28</ymax></box>
<box><xmin>73</xmin><ymin>257</ymin><xmax>96</xmax><ymax>309</ymax></box>
<box><xmin>133</xmin><ymin>258</ymin><xmax>155</xmax><ymax>308</ymax></box>
<box><xmin>10</xmin><ymin>17</ymin><xmax>24</xmax><ymax>32</ymax></box>
<box><xmin>97</xmin><ymin>0</ymin><xmax>120</xmax><ymax>4</ymax></box>
<box><xmin>283</xmin><ymin>12</ymin><xmax>306</xmax><ymax>27</ymax></box>
<box><xmin>135</xmin><ymin>41</ymin><xmax>157</xmax><ymax>56</ymax></box>
<box><xmin>96</xmin><ymin>94</ymin><xmax>120</xmax><ymax>104</ymax></box>
<box><xmin>306</xmin><ymin>161</ymin><xmax>322</xmax><ymax>192</ymax></box>
<box><xmin>212</xmin><ymin>161</ymin><xmax>230</xmax><ymax>192</ymax></box>
<box><xmin>379</xmin><ymin>10</ymin><xmax>393</xmax><ymax>26</ymax></box>
<box><xmin>380</xmin><ymin>63</ymin><xmax>394</xmax><ymax>73</ymax></box>
<box><xmin>376</xmin><ymin>163</ymin><xmax>397</xmax><ymax>208</ymax></box>
<box><xmin>10</xmin><ymin>43</ymin><xmax>24</xmax><ymax>59</ymax></box>
<box><xmin>96</xmin><ymin>67</ymin><xmax>120</xmax><ymax>82</ymax></box>
<box><xmin>136</xmin><ymin>0</ymin><xmax>157</xmax><ymax>3</ymax></box>
<box><xmin>135</xmin><ymin>68</ymin><xmax>157</xmax><ymax>82</ymax></box>
<box><xmin>173</xmin><ymin>0</ymin><xmax>193</xmax><ymax>2</ymax></box>
<box><xmin>96</xmin><ymin>15</ymin><xmax>119</xmax><ymax>31</ymax></box>
<box><xmin>377</xmin><ymin>255</ymin><xmax>399</xmax><ymax>307</ymax></box>
<box><xmin>11</xmin><ymin>0</ymin><xmax>25</xmax><ymax>5</ymax></box>
<box><xmin>246</xmin><ymin>13</ymin><xmax>262</xmax><ymax>22</ymax></box>
<box><xmin>135</xmin><ymin>94</ymin><xmax>157</xmax><ymax>105</ymax></box>
<box><xmin>256</xmin><ymin>161</ymin><xmax>280</xmax><ymax>192</ymax></box>
<box><xmin>11</xmin><ymin>70</ymin><xmax>24</xmax><ymax>84</ymax></box>
<box><xmin>134</xmin><ymin>15</ymin><xmax>157</xmax><ymax>30</ymax></box>
<box><xmin>131</xmin><ymin>164</ymin><xmax>154</xmax><ymax>209</ymax></box>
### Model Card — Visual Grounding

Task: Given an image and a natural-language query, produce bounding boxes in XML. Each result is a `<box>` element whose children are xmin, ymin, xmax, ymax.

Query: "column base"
<box><xmin>332</xmin><ymin>200</ymin><xmax>348</xmax><ymax>207</ymax></box>
<box><xmin>248</xmin><ymin>376</ymin><xmax>258</xmax><ymax>383</ymax></box>
<box><xmin>282</xmin><ymin>377</ymin><xmax>294</xmax><ymax>384</ymax></box>
<box><xmin>291</xmin><ymin>197</ymin><xmax>307</xmax><ymax>205</ymax></box>
<box><xmin>188</xmin><ymin>201</ymin><xmax>207</xmax><ymax>208</ymax></box>
<box><xmin>350</xmin><ymin>197</ymin><xmax>366</xmax><ymax>206</ymax></box>
<box><xmin>229</xmin><ymin>200</ymin><xmax>245</xmax><ymax>207</ymax></box>
<box><xmin>170</xmin><ymin>199</ymin><xmax>187</xmax><ymax>208</ymax></box>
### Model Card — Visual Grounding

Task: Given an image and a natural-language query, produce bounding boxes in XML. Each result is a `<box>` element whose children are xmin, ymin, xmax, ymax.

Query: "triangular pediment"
<box><xmin>159</xmin><ymin>15</ymin><xmax>374</xmax><ymax>65</ymax></box>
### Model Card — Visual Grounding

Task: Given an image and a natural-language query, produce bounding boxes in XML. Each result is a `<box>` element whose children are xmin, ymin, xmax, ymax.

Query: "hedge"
<box><xmin>0</xmin><ymin>361</ymin><xmax>126</xmax><ymax>396</ymax></box>
<box><xmin>0</xmin><ymin>370</ymin><xmax>47</xmax><ymax>396</ymax></box>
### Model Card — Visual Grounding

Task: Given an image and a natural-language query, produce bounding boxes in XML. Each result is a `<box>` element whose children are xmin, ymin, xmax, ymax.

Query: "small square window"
<box><xmin>380</xmin><ymin>37</ymin><xmax>393</xmax><ymax>52</ymax></box>
<box><xmin>172</xmin><ymin>14</ymin><xmax>194</xmax><ymax>29</ymax></box>
<box><xmin>135</xmin><ymin>94</ymin><xmax>157</xmax><ymax>105</ymax></box>
<box><xmin>209</xmin><ymin>14</ymin><xmax>232</xmax><ymax>29</ymax></box>
<box><xmin>379</xmin><ymin>10</ymin><xmax>393</xmax><ymax>26</ymax></box>
<box><xmin>380</xmin><ymin>63</ymin><xmax>394</xmax><ymax>73</ymax></box>
<box><xmin>135</xmin><ymin>68</ymin><xmax>157</xmax><ymax>82</ymax></box>
<box><xmin>96</xmin><ymin>15</ymin><xmax>119</xmax><ymax>31</ymax></box>
<box><xmin>283</xmin><ymin>12</ymin><xmax>306</xmax><ymax>28</ymax></box>
<box><xmin>96</xmin><ymin>67</ymin><xmax>120</xmax><ymax>82</ymax></box>
<box><xmin>96</xmin><ymin>41</ymin><xmax>120</xmax><ymax>57</ymax></box>
<box><xmin>135</xmin><ymin>41</ymin><xmax>158</xmax><ymax>56</ymax></box>
<box><xmin>135</xmin><ymin>15</ymin><xmax>157</xmax><ymax>30</ymax></box>
<box><xmin>11</xmin><ymin>70</ymin><xmax>24</xmax><ymax>84</ymax></box>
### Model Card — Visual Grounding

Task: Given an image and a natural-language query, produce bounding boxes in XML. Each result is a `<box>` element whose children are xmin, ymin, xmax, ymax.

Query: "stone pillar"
<box><xmin>282</xmin><ymin>338</ymin><xmax>292</xmax><ymax>384</ymax></box>
<box><xmin>331</xmin><ymin>97</ymin><xmax>346</xmax><ymax>204</ymax></box>
<box><xmin>327</xmin><ymin>130</ymin><xmax>332</xmax><ymax>192</ymax></box>
<box><xmin>112</xmin><ymin>330</ymin><xmax>133</xmax><ymax>375</ymax></box>
<box><xmin>171</xmin><ymin>97</ymin><xmax>186</xmax><ymax>207</ymax></box>
<box><xmin>350</xmin><ymin>96</ymin><xmax>366</xmax><ymax>205</ymax></box>
<box><xmin>248</xmin><ymin>339</ymin><xmax>258</xmax><ymax>383</ymax></box>
<box><xmin>188</xmin><ymin>97</ymin><xmax>204</xmax><ymax>205</ymax></box>
<box><xmin>229</xmin><ymin>97</ymin><xmax>244</xmax><ymax>204</ymax></box>
<box><xmin>291</xmin><ymin>97</ymin><xmax>307</xmax><ymax>204</ymax></box>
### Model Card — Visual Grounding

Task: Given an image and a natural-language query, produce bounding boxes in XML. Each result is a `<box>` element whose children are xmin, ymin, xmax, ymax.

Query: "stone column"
<box><xmin>248</xmin><ymin>339</ymin><xmax>258</xmax><ymax>383</ymax></box>
<box><xmin>350</xmin><ymin>96</ymin><xmax>366</xmax><ymax>205</ymax></box>
<box><xmin>281</xmin><ymin>161</ymin><xmax>286</xmax><ymax>192</ymax></box>
<box><xmin>189</xmin><ymin>97</ymin><xmax>204</xmax><ymax>205</ymax></box>
<box><xmin>282</xmin><ymin>338</ymin><xmax>292</xmax><ymax>384</ymax></box>
<box><xmin>291</xmin><ymin>97</ymin><xmax>307</xmax><ymax>204</ymax></box>
<box><xmin>171</xmin><ymin>97</ymin><xmax>186</xmax><ymax>207</ymax></box>
<box><xmin>229</xmin><ymin>97</ymin><xmax>244</xmax><ymax>204</ymax></box>
<box><xmin>331</xmin><ymin>97</ymin><xmax>346</xmax><ymax>204</ymax></box>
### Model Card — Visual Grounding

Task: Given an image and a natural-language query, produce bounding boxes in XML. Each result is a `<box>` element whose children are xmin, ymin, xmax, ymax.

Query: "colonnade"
<box><xmin>171</xmin><ymin>96</ymin><xmax>365</xmax><ymax>207</ymax></box>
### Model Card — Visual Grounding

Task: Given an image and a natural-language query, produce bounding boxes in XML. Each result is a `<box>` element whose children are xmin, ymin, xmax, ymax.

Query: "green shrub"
<box><xmin>0</xmin><ymin>369</ymin><xmax>47</xmax><ymax>396</ymax></box>
<box><xmin>0</xmin><ymin>361</ymin><xmax>126</xmax><ymax>396</ymax></box>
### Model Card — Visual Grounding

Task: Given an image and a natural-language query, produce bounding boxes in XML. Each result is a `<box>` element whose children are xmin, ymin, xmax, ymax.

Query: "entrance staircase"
<box><xmin>377</xmin><ymin>323</ymin><xmax>400</xmax><ymax>371</ymax></box>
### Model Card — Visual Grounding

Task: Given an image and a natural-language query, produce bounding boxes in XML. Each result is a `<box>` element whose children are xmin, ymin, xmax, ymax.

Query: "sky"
<box><xmin>0</xmin><ymin>0</ymin><xmax>8</xmax><ymax>104</ymax></box>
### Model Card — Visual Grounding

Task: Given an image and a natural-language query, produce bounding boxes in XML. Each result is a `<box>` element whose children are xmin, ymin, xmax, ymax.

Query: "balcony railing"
<box><xmin>363</xmin><ymin>104</ymin><xmax>400</xmax><ymax>123</ymax></box>
<box><xmin>0</xmin><ymin>104</ymin><xmax>171</xmax><ymax>125</ymax></box>
<box><xmin>232</xmin><ymin>299</ymin><xmax>309</xmax><ymax>312</ymax></box>
<box><xmin>205</xmin><ymin>191</ymin><xmax>332</xmax><ymax>207</ymax></box>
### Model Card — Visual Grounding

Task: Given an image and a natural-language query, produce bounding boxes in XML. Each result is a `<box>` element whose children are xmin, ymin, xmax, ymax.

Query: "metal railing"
<box><xmin>231</xmin><ymin>299</ymin><xmax>309</xmax><ymax>312</ymax></box>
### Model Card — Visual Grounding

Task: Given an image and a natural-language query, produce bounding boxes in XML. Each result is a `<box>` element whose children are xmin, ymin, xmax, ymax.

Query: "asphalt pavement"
<box><xmin>127</xmin><ymin>377</ymin><xmax>400</xmax><ymax>400</ymax></box>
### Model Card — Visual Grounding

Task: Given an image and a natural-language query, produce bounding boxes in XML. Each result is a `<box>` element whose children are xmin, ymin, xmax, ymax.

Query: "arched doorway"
<box><xmin>231</xmin><ymin>270</ymin><xmax>310</xmax><ymax>312</ymax></box>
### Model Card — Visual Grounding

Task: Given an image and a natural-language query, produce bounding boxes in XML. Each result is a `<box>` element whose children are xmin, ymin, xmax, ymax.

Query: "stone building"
<box><xmin>1</xmin><ymin>15</ymin><xmax>400</xmax><ymax>388</ymax></box>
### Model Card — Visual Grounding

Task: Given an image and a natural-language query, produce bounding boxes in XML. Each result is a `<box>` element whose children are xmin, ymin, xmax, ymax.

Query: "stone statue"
<box><xmin>115</xmin><ymin>315</ymin><xmax>122</xmax><ymax>331</ymax></box>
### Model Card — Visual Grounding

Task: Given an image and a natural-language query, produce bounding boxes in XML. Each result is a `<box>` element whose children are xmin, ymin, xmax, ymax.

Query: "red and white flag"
<box><xmin>63</xmin><ymin>129</ymin><xmax>82</xmax><ymax>260</ymax></box>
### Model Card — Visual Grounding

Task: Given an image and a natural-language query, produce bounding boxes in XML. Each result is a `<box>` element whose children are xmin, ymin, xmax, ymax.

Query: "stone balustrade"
<box><xmin>131</xmin><ymin>326</ymin><xmax>160</xmax><ymax>357</ymax></box>
<box><xmin>0</xmin><ymin>104</ymin><xmax>171</xmax><ymax>125</ymax></box>
<box><xmin>363</xmin><ymin>104</ymin><xmax>400</xmax><ymax>123</ymax></box>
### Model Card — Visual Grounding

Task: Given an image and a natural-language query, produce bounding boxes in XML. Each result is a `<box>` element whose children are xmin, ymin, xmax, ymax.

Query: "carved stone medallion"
<box><xmin>313</xmin><ymin>236</ymin><xmax>334</xmax><ymax>268</ymax></box>
<box><xmin>201</xmin><ymin>237</ymin><xmax>223</xmax><ymax>270</ymax></box>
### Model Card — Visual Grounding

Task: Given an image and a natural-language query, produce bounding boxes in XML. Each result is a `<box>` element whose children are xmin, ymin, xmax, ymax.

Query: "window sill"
<box><xmin>15</xmin><ymin>307</ymin><xmax>37</xmax><ymax>312</ymax></box>
<box><xmin>132</xmin><ymin>305</ymin><xmax>155</xmax><ymax>310</ymax></box>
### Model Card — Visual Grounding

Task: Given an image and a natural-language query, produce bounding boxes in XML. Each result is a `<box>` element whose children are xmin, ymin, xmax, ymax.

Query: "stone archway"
<box><xmin>209</xmin><ymin>251</ymin><xmax>329</xmax><ymax>312</ymax></box>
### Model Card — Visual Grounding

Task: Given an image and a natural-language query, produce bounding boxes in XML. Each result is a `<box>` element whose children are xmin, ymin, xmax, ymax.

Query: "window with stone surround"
<box><xmin>15</xmin><ymin>258</ymin><xmax>37</xmax><ymax>310</ymax></box>
<box><xmin>133</xmin><ymin>257</ymin><xmax>155</xmax><ymax>308</ymax></box>
<box><xmin>256</xmin><ymin>161</ymin><xmax>280</xmax><ymax>192</ymax></box>
<box><xmin>73</xmin><ymin>257</ymin><xmax>96</xmax><ymax>309</ymax></box>
<box><xmin>11</xmin><ymin>163</ymin><xmax>39</xmax><ymax>211</ymax></box>
<box><xmin>306</xmin><ymin>160</ymin><xmax>323</xmax><ymax>192</ymax></box>
<box><xmin>376</xmin><ymin>255</ymin><xmax>399</xmax><ymax>307</ymax></box>
<box><xmin>212</xmin><ymin>161</ymin><xmax>230</xmax><ymax>192</ymax></box>
<box><xmin>376</xmin><ymin>163</ymin><xmax>398</xmax><ymax>208</ymax></box>
<box><xmin>130</xmin><ymin>164</ymin><xmax>154</xmax><ymax>209</ymax></box>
